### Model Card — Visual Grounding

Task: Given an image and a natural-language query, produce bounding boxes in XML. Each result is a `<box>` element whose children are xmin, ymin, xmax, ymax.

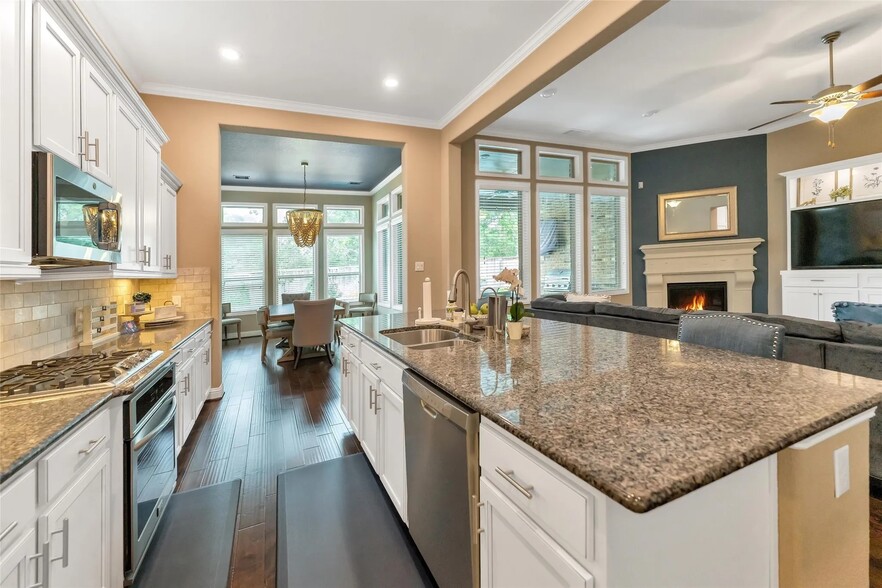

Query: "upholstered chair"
<box><xmin>290</xmin><ymin>299</ymin><xmax>336</xmax><ymax>369</ymax></box>
<box><xmin>257</xmin><ymin>306</ymin><xmax>290</xmax><ymax>364</ymax></box>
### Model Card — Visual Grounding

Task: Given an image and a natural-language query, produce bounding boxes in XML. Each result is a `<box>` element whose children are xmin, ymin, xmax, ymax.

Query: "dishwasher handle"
<box><xmin>403</xmin><ymin>370</ymin><xmax>474</xmax><ymax>430</ymax></box>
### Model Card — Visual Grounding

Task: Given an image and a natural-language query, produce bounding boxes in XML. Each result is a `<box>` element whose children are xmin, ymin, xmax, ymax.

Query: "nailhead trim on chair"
<box><xmin>678</xmin><ymin>313</ymin><xmax>783</xmax><ymax>359</ymax></box>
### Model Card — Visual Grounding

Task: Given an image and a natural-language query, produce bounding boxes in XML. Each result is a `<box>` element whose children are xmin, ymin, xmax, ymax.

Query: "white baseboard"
<box><xmin>208</xmin><ymin>383</ymin><xmax>224</xmax><ymax>400</ymax></box>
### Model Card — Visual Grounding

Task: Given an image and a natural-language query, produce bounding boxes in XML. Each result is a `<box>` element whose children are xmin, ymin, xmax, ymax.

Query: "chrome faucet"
<box><xmin>448</xmin><ymin>269</ymin><xmax>472</xmax><ymax>323</ymax></box>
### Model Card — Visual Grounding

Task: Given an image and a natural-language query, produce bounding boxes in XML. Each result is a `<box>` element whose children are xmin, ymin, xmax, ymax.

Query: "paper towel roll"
<box><xmin>422</xmin><ymin>278</ymin><xmax>432</xmax><ymax>319</ymax></box>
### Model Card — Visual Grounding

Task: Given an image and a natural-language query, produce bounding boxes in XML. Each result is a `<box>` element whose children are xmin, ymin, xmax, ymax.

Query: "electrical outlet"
<box><xmin>834</xmin><ymin>445</ymin><xmax>850</xmax><ymax>498</ymax></box>
<box><xmin>172</xmin><ymin>295</ymin><xmax>182</xmax><ymax>307</ymax></box>
<box><xmin>414</xmin><ymin>261</ymin><xmax>425</xmax><ymax>272</ymax></box>
<box><xmin>638</xmin><ymin>181</ymin><xmax>644</xmax><ymax>189</ymax></box>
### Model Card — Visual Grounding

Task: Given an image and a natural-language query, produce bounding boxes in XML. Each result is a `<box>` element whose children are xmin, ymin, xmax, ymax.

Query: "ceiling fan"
<box><xmin>749</xmin><ymin>31</ymin><xmax>882</xmax><ymax>147</ymax></box>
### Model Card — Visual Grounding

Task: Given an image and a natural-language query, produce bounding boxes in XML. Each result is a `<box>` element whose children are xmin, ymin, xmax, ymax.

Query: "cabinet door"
<box><xmin>113</xmin><ymin>98</ymin><xmax>142</xmax><ymax>271</ymax></box>
<box><xmin>348</xmin><ymin>356</ymin><xmax>362</xmax><ymax>437</ymax></box>
<box><xmin>201</xmin><ymin>340</ymin><xmax>212</xmax><ymax>402</ymax></box>
<box><xmin>175</xmin><ymin>360</ymin><xmax>192</xmax><ymax>455</ymax></box>
<box><xmin>861</xmin><ymin>290</ymin><xmax>882</xmax><ymax>304</ymax></box>
<box><xmin>159</xmin><ymin>182</ymin><xmax>177</xmax><ymax>275</ymax></box>
<box><xmin>34</xmin><ymin>3</ymin><xmax>81</xmax><ymax>166</ymax></box>
<box><xmin>79</xmin><ymin>57</ymin><xmax>113</xmax><ymax>185</ymax></box>
<box><xmin>818</xmin><ymin>288</ymin><xmax>860</xmax><ymax>322</ymax></box>
<box><xmin>339</xmin><ymin>347</ymin><xmax>351</xmax><ymax>420</ymax></box>
<box><xmin>781</xmin><ymin>288</ymin><xmax>820</xmax><ymax>320</ymax></box>
<box><xmin>379</xmin><ymin>382</ymin><xmax>406</xmax><ymax>523</ymax></box>
<box><xmin>43</xmin><ymin>450</ymin><xmax>111</xmax><ymax>588</ymax></box>
<box><xmin>140</xmin><ymin>134</ymin><xmax>162</xmax><ymax>273</ymax></box>
<box><xmin>0</xmin><ymin>528</ymin><xmax>38</xmax><ymax>588</ymax></box>
<box><xmin>479</xmin><ymin>478</ymin><xmax>593</xmax><ymax>588</ymax></box>
<box><xmin>358</xmin><ymin>367</ymin><xmax>380</xmax><ymax>470</ymax></box>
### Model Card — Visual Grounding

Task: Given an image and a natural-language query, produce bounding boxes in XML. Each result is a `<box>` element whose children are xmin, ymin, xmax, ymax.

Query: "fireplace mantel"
<box><xmin>640</xmin><ymin>238</ymin><xmax>764</xmax><ymax>312</ymax></box>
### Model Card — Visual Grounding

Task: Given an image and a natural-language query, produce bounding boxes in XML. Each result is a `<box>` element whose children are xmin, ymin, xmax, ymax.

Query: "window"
<box><xmin>324</xmin><ymin>206</ymin><xmax>364</xmax><ymax>227</ymax></box>
<box><xmin>377</xmin><ymin>225</ymin><xmax>390</xmax><ymax>306</ymax></box>
<box><xmin>391</xmin><ymin>218</ymin><xmax>404</xmax><ymax>308</ymax></box>
<box><xmin>376</xmin><ymin>189</ymin><xmax>405</xmax><ymax>310</ymax></box>
<box><xmin>222</xmin><ymin>203</ymin><xmax>266</xmax><ymax>226</ymax></box>
<box><xmin>325</xmin><ymin>230</ymin><xmax>363</xmax><ymax>301</ymax></box>
<box><xmin>477</xmin><ymin>181</ymin><xmax>531</xmax><ymax>297</ymax></box>
<box><xmin>588</xmin><ymin>153</ymin><xmax>628</xmax><ymax>186</ymax></box>
<box><xmin>476</xmin><ymin>141</ymin><xmax>530</xmax><ymax>178</ymax></box>
<box><xmin>273</xmin><ymin>203</ymin><xmax>318</xmax><ymax>227</ymax></box>
<box><xmin>536</xmin><ymin>147</ymin><xmax>582</xmax><ymax>182</ymax></box>
<box><xmin>221</xmin><ymin>230</ymin><xmax>267</xmax><ymax>312</ymax></box>
<box><xmin>589</xmin><ymin>188</ymin><xmax>629</xmax><ymax>293</ymax></box>
<box><xmin>273</xmin><ymin>230</ymin><xmax>317</xmax><ymax>303</ymax></box>
<box><xmin>537</xmin><ymin>189</ymin><xmax>583</xmax><ymax>295</ymax></box>
<box><xmin>391</xmin><ymin>187</ymin><xmax>403</xmax><ymax>214</ymax></box>
<box><xmin>377</xmin><ymin>197</ymin><xmax>390</xmax><ymax>221</ymax></box>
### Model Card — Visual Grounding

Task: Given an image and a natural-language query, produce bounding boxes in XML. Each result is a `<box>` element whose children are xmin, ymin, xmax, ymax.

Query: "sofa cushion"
<box><xmin>839</xmin><ymin>321</ymin><xmax>882</xmax><ymax>347</ymax></box>
<box><xmin>595</xmin><ymin>302</ymin><xmax>685</xmax><ymax>324</ymax></box>
<box><xmin>530</xmin><ymin>296</ymin><xmax>597</xmax><ymax>315</ymax></box>
<box><xmin>825</xmin><ymin>341</ymin><xmax>882</xmax><ymax>380</ymax></box>
<box><xmin>832</xmin><ymin>301</ymin><xmax>882</xmax><ymax>324</ymax></box>
<box><xmin>742</xmin><ymin>313</ymin><xmax>843</xmax><ymax>342</ymax></box>
<box><xmin>781</xmin><ymin>336</ymin><xmax>825</xmax><ymax>368</ymax></box>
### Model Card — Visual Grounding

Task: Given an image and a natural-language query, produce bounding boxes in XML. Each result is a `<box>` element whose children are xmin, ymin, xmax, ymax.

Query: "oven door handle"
<box><xmin>133</xmin><ymin>396</ymin><xmax>176</xmax><ymax>452</ymax></box>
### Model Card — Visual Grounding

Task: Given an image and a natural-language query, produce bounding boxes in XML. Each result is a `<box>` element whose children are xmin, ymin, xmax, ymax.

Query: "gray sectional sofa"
<box><xmin>530</xmin><ymin>294</ymin><xmax>882</xmax><ymax>488</ymax></box>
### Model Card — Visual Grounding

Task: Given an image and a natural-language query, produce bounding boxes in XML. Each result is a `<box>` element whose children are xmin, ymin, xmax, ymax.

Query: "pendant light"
<box><xmin>286</xmin><ymin>161</ymin><xmax>323</xmax><ymax>247</ymax></box>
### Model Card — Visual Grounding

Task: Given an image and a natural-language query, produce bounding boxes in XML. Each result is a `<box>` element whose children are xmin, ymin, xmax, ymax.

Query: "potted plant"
<box><xmin>494</xmin><ymin>268</ymin><xmax>531</xmax><ymax>340</ymax></box>
<box><xmin>131</xmin><ymin>291</ymin><xmax>152</xmax><ymax>313</ymax></box>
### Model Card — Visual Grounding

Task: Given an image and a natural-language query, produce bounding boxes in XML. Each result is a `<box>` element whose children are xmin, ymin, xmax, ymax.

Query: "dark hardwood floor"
<box><xmin>175</xmin><ymin>337</ymin><xmax>361</xmax><ymax>588</ymax></box>
<box><xmin>180</xmin><ymin>336</ymin><xmax>882</xmax><ymax>587</ymax></box>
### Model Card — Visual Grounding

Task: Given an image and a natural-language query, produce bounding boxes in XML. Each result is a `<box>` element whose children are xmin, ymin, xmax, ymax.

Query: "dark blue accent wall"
<box><xmin>630</xmin><ymin>135</ymin><xmax>769</xmax><ymax>312</ymax></box>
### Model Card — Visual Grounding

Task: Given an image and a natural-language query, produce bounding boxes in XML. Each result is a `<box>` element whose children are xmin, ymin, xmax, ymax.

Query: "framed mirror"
<box><xmin>657</xmin><ymin>186</ymin><xmax>738</xmax><ymax>241</ymax></box>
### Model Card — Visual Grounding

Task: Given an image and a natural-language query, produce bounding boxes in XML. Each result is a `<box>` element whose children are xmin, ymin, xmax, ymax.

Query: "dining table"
<box><xmin>267</xmin><ymin>303</ymin><xmax>346</xmax><ymax>364</ymax></box>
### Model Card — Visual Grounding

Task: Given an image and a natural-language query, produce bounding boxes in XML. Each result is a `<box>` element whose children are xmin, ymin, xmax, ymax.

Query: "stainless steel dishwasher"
<box><xmin>403</xmin><ymin>370</ymin><xmax>480</xmax><ymax>588</ymax></box>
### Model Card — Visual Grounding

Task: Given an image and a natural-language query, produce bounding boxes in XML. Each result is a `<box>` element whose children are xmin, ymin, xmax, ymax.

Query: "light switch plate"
<box><xmin>172</xmin><ymin>295</ymin><xmax>182</xmax><ymax>307</ymax></box>
<box><xmin>638</xmin><ymin>181</ymin><xmax>644</xmax><ymax>189</ymax></box>
<box><xmin>834</xmin><ymin>445</ymin><xmax>850</xmax><ymax>498</ymax></box>
<box><xmin>414</xmin><ymin>261</ymin><xmax>425</xmax><ymax>272</ymax></box>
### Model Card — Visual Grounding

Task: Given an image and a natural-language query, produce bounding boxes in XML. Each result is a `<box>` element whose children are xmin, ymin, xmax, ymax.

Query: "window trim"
<box><xmin>587</xmin><ymin>186</ymin><xmax>630</xmax><ymax>296</ymax></box>
<box><xmin>323</xmin><ymin>228</ymin><xmax>365</xmax><ymax>302</ymax></box>
<box><xmin>536</xmin><ymin>184</ymin><xmax>584</xmax><ymax>295</ymax></box>
<box><xmin>391</xmin><ymin>186</ymin><xmax>404</xmax><ymax>216</ymax></box>
<box><xmin>475</xmin><ymin>179</ymin><xmax>532</xmax><ymax>300</ymax></box>
<box><xmin>323</xmin><ymin>204</ymin><xmax>365</xmax><ymax>228</ymax></box>
<box><xmin>376</xmin><ymin>196</ymin><xmax>391</xmax><ymax>222</ymax></box>
<box><xmin>535</xmin><ymin>146</ymin><xmax>583</xmax><ymax>183</ymax></box>
<box><xmin>587</xmin><ymin>152</ymin><xmax>629</xmax><ymax>187</ymax></box>
<box><xmin>272</xmin><ymin>228</ymin><xmax>319</xmax><ymax>305</ymax></box>
<box><xmin>475</xmin><ymin>140</ymin><xmax>531</xmax><ymax>180</ymax></box>
<box><xmin>220</xmin><ymin>228</ymin><xmax>268</xmax><ymax>313</ymax></box>
<box><xmin>272</xmin><ymin>203</ymin><xmax>319</xmax><ymax>227</ymax></box>
<box><xmin>221</xmin><ymin>202</ymin><xmax>268</xmax><ymax>227</ymax></box>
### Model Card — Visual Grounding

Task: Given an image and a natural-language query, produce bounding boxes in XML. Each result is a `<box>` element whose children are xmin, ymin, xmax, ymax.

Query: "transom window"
<box><xmin>476</xmin><ymin>142</ymin><xmax>530</xmax><ymax>179</ymax></box>
<box><xmin>588</xmin><ymin>153</ymin><xmax>628</xmax><ymax>186</ymax></box>
<box><xmin>324</xmin><ymin>206</ymin><xmax>363</xmax><ymax>227</ymax></box>
<box><xmin>222</xmin><ymin>203</ymin><xmax>266</xmax><ymax>226</ymax></box>
<box><xmin>273</xmin><ymin>203</ymin><xmax>318</xmax><ymax>226</ymax></box>
<box><xmin>537</xmin><ymin>147</ymin><xmax>582</xmax><ymax>182</ymax></box>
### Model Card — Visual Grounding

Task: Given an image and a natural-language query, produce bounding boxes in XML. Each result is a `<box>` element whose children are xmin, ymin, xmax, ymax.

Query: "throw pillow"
<box><xmin>831</xmin><ymin>301</ymin><xmax>882</xmax><ymax>324</ymax></box>
<box><xmin>565</xmin><ymin>293</ymin><xmax>611</xmax><ymax>303</ymax></box>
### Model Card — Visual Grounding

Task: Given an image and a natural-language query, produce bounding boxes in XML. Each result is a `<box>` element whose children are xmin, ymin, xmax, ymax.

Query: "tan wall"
<box><xmin>766</xmin><ymin>101</ymin><xmax>882</xmax><ymax>314</ymax></box>
<box><xmin>134</xmin><ymin>267</ymin><xmax>212</xmax><ymax>322</ymax></box>
<box><xmin>777</xmin><ymin>421</ymin><xmax>869</xmax><ymax>587</ymax></box>
<box><xmin>141</xmin><ymin>94</ymin><xmax>442</xmax><ymax>387</ymax></box>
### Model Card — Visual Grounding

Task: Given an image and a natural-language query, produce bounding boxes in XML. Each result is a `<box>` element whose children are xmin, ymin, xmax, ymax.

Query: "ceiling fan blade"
<box><xmin>850</xmin><ymin>74</ymin><xmax>882</xmax><ymax>93</ymax></box>
<box><xmin>859</xmin><ymin>89</ymin><xmax>882</xmax><ymax>99</ymax></box>
<box><xmin>770</xmin><ymin>99</ymin><xmax>814</xmax><ymax>104</ymax></box>
<box><xmin>748</xmin><ymin>108</ymin><xmax>816</xmax><ymax>131</ymax></box>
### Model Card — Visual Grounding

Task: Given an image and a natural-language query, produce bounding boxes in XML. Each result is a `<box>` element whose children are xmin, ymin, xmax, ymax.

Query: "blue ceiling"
<box><xmin>220</xmin><ymin>130</ymin><xmax>401</xmax><ymax>191</ymax></box>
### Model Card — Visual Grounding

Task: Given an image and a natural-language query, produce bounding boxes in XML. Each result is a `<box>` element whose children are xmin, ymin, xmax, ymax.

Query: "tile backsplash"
<box><xmin>0</xmin><ymin>267</ymin><xmax>212</xmax><ymax>370</ymax></box>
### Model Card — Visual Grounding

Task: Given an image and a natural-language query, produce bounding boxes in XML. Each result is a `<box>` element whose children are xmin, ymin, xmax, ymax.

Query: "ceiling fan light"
<box><xmin>809</xmin><ymin>101</ymin><xmax>858</xmax><ymax>123</ymax></box>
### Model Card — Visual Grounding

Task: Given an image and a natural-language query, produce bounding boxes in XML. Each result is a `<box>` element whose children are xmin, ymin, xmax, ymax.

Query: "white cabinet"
<box><xmin>0</xmin><ymin>0</ymin><xmax>38</xmax><ymax>278</ymax></box>
<box><xmin>112</xmin><ymin>98</ymin><xmax>142</xmax><ymax>272</ymax></box>
<box><xmin>358</xmin><ymin>367</ymin><xmax>381</xmax><ymax>470</ymax></box>
<box><xmin>862</xmin><ymin>290</ymin><xmax>882</xmax><ymax>304</ymax></box>
<box><xmin>343</xmin><ymin>348</ymin><xmax>362</xmax><ymax>438</ymax></box>
<box><xmin>42</xmin><ymin>449</ymin><xmax>111</xmax><ymax>588</ymax></box>
<box><xmin>0</xmin><ymin>528</ymin><xmax>38</xmax><ymax>588</ymax></box>
<box><xmin>79</xmin><ymin>57</ymin><xmax>112</xmax><ymax>185</ymax></box>
<box><xmin>175</xmin><ymin>357</ymin><xmax>194</xmax><ymax>455</ymax></box>
<box><xmin>174</xmin><ymin>325</ymin><xmax>213</xmax><ymax>454</ymax></box>
<box><xmin>140</xmin><ymin>134</ymin><xmax>162</xmax><ymax>273</ymax></box>
<box><xmin>781</xmin><ymin>270</ymin><xmax>879</xmax><ymax>320</ymax></box>
<box><xmin>479</xmin><ymin>478</ymin><xmax>594</xmax><ymax>588</ymax></box>
<box><xmin>378</xmin><ymin>380</ymin><xmax>406</xmax><ymax>522</ymax></box>
<box><xmin>159</xmin><ymin>180</ymin><xmax>177</xmax><ymax>276</ymax></box>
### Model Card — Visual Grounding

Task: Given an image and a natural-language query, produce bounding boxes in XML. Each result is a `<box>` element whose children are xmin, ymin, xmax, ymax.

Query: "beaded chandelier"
<box><xmin>286</xmin><ymin>161</ymin><xmax>323</xmax><ymax>248</ymax></box>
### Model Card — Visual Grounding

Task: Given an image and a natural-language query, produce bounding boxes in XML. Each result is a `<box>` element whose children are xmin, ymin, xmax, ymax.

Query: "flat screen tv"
<box><xmin>791</xmin><ymin>199</ymin><xmax>882</xmax><ymax>269</ymax></box>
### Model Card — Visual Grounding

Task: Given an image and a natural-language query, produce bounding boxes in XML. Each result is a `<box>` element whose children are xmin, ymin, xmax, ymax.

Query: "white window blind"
<box><xmin>589</xmin><ymin>190</ymin><xmax>629</xmax><ymax>293</ymax></box>
<box><xmin>477</xmin><ymin>184</ymin><xmax>530</xmax><ymax>296</ymax></box>
<box><xmin>221</xmin><ymin>231</ymin><xmax>266</xmax><ymax>312</ymax></box>
<box><xmin>274</xmin><ymin>231</ymin><xmax>316</xmax><ymax>303</ymax></box>
<box><xmin>538</xmin><ymin>191</ymin><xmax>582</xmax><ymax>295</ymax></box>
<box><xmin>326</xmin><ymin>231</ymin><xmax>363</xmax><ymax>301</ymax></box>
<box><xmin>392</xmin><ymin>219</ymin><xmax>404</xmax><ymax>308</ymax></box>
<box><xmin>377</xmin><ymin>225</ymin><xmax>390</xmax><ymax>306</ymax></box>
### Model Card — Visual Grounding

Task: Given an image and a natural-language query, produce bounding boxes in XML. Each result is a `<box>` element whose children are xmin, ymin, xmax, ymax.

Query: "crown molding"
<box><xmin>437</xmin><ymin>0</ymin><xmax>590</xmax><ymax>129</ymax></box>
<box><xmin>370</xmin><ymin>166</ymin><xmax>403</xmax><ymax>196</ymax></box>
<box><xmin>221</xmin><ymin>185</ymin><xmax>373</xmax><ymax>197</ymax></box>
<box><xmin>161</xmin><ymin>163</ymin><xmax>183</xmax><ymax>191</ymax></box>
<box><xmin>139</xmin><ymin>83</ymin><xmax>441</xmax><ymax>129</ymax></box>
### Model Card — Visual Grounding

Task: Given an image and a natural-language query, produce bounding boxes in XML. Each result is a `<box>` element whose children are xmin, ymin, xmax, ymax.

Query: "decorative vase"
<box><xmin>507</xmin><ymin>322</ymin><xmax>523</xmax><ymax>340</ymax></box>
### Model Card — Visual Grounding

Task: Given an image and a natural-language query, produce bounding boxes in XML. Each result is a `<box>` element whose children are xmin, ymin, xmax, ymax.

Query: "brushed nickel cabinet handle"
<box><xmin>370</xmin><ymin>362</ymin><xmax>381</xmax><ymax>370</ymax></box>
<box><xmin>368</xmin><ymin>386</ymin><xmax>376</xmax><ymax>410</ymax></box>
<box><xmin>495</xmin><ymin>467</ymin><xmax>534</xmax><ymax>499</ymax></box>
<box><xmin>78</xmin><ymin>435</ymin><xmax>106</xmax><ymax>455</ymax></box>
<box><xmin>78</xmin><ymin>131</ymin><xmax>89</xmax><ymax>159</ymax></box>
<box><xmin>29</xmin><ymin>541</ymin><xmax>50</xmax><ymax>588</ymax></box>
<box><xmin>473</xmin><ymin>494</ymin><xmax>486</xmax><ymax>537</ymax></box>
<box><xmin>374</xmin><ymin>389</ymin><xmax>381</xmax><ymax>414</ymax></box>
<box><xmin>49</xmin><ymin>518</ymin><xmax>69</xmax><ymax>567</ymax></box>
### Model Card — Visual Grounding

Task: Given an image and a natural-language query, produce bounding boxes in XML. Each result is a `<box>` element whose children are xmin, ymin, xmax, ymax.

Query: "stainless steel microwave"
<box><xmin>32</xmin><ymin>152</ymin><xmax>122</xmax><ymax>268</ymax></box>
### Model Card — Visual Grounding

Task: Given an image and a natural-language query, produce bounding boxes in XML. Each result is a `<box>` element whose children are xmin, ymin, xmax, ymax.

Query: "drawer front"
<box><xmin>0</xmin><ymin>468</ymin><xmax>36</xmax><ymax>552</ymax></box>
<box><xmin>359</xmin><ymin>342</ymin><xmax>404</xmax><ymax>398</ymax></box>
<box><xmin>341</xmin><ymin>329</ymin><xmax>361</xmax><ymax>356</ymax></box>
<box><xmin>481</xmin><ymin>422</ymin><xmax>594</xmax><ymax>565</ymax></box>
<box><xmin>782</xmin><ymin>273</ymin><xmax>859</xmax><ymax>288</ymax></box>
<box><xmin>861</xmin><ymin>273</ymin><xmax>882</xmax><ymax>289</ymax></box>
<box><xmin>39</xmin><ymin>409</ymin><xmax>110</xmax><ymax>504</ymax></box>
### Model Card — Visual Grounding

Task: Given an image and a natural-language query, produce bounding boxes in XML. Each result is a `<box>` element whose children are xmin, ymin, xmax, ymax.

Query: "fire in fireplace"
<box><xmin>667</xmin><ymin>282</ymin><xmax>727</xmax><ymax>311</ymax></box>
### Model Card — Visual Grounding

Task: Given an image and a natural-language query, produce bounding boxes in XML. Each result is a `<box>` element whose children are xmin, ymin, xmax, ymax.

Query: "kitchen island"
<box><xmin>339</xmin><ymin>313</ymin><xmax>882</xmax><ymax>588</ymax></box>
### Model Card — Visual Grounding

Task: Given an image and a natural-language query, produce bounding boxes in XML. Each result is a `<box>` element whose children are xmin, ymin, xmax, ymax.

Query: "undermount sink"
<box><xmin>380</xmin><ymin>328</ymin><xmax>461</xmax><ymax>346</ymax></box>
<box><xmin>408</xmin><ymin>339</ymin><xmax>476</xmax><ymax>351</ymax></box>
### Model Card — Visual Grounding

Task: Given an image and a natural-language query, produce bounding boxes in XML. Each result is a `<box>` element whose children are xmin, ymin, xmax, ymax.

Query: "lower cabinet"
<box><xmin>358</xmin><ymin>367</ymin><xmax>381</xmax><ymax>470</ymax></box>
<box><xmin>173</xmin><ymin>325</ymin><xmax>213</xmax><ymax>455</ymax></box>
<box><xmin>0</xmin><ymin>528</ymin><xmax>38</xmax><ymax>588</ymax></box>
<box><xmin>175</xmin><ymin>357</ymin><xmax>194</xmax><ymax>454</ymax></box>
<box><xmin>377</xmin><ymin>380</ymin><xmax>406</xmax><ymax>520</ymax></box>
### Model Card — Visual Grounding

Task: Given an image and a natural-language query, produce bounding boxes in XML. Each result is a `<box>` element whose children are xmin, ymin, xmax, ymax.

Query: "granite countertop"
<box><xmin>340</xmin><ymin>313</ymin><xmax>882</xmax><ymax>513</ymax></box>
<box><xmin>0</xmin><ymin>319</ymin><xmax>212</xmax><ymax>484</ymax></box>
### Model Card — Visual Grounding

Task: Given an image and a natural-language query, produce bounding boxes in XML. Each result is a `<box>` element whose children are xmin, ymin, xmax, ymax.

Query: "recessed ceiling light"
<box><xmin>220</xmin><ymin>47</ymin><xmax>240</xmax><ymax>61</ymax></box>
<box><xmin>383</xmin><ymin>77</ymin><xmax>399</xmax><ymax>89</ymax></box>
<box><xmin>642</xmin><ymin>109</ymin><xmax>659</xmax><ymax>118</ymax></box>
<box><xmin>539</xmin><ymin>87</ymin><xmax>557</xmax><ymax>98</ymax></box>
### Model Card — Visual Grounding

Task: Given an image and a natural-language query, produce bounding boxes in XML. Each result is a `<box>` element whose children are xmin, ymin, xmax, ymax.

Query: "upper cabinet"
<box><xmin>79</xmin><ymin>57</ymin><xmax>113</xmax><ymax>184</ymax></box>
<box><xmin>160</xmin><ymin>164</ymin><xmax>182</xmax><ymax>276</ymax></box>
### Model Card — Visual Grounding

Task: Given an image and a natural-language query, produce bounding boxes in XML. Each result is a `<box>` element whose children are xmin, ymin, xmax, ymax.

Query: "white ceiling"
<box><xmin>486</xmin><ymin>0</ymin><xmax>882</xmax><ymax>151</ymax></box>
<box><xmin>76</xmin><ymin>0</ymin><xmax>573</xmax><ymax>127</ymax></box>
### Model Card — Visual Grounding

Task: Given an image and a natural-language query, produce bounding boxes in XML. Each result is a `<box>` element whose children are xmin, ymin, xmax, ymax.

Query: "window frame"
<box><xmin>220</xmin><ymin>228</ymin><xmax>268</xmax><ymax>314</ymax></box>
<box><xmin>474</xmin><ymin>179</ymin><xmax>532</xmax><ymax>300</ymax></box>
<box><xmin>475</xmin><ymin>141</ymin><xmax>531</xmax><ymax>179</ymax></box>
<box><xmin>221</xmin><ymin>202</ymin><xmax>268</xmax><ymax>227</ymax></box>
<box><xmin>535</xmin><ymin>184</ymin><xmax>584</xmax><ymax>296</ymax></box>
<box><xmin>391</xmin><ymin>186</ymin><xmax>404</xmax><ymax>215</ymax></box>
<box><xmin>272</xmin><ymin>228</ymin><xmax>319</xmax><ymax>304</ymax></box>
<box><xmin>323</xmin><ymin>228</ymin><xmax>365</xmax><ymax>302</ymax></box>
<box><xmin>587</xmin><ymin>186</ymin><xmax>630</xmax><ymax>296</ymax></box>
<box><xmin>323</xmin><ymin>205</ymin><xmax>365</xmax><ymax>228</ymax></box>
<box><xmin>376</xmin><ymin>222</ymin><xmax>392</xmax><ymax>307</ymax></box>
<box><xmin>587</xmin><ymin>152</ymin><xmax>629</xmax><ymax>187</ymax></box>
<box><xmin>535</xmin><ymin>146</ymin><xmax>583</xmax><ymax>183</ymax></box>
<box><xmin>376</xmin><ymin>196</ymin><xmax>391</xmax><ymax>222</ymax></box>
<box><xmin>272</xmin><ymin>203</ymin><xmax>319</xmax><ymax>227</ymax></box>
<box><xmin>390</xmin><ymin>215</ymin><xmax>405</xmax><ymax>311</ymax></box>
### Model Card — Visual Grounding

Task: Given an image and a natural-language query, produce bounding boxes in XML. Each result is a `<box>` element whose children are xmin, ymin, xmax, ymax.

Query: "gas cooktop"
<box><xmin>0</xmin><ymin>348</ymin><xmax>161</xmax><ymax>400</ymax></box>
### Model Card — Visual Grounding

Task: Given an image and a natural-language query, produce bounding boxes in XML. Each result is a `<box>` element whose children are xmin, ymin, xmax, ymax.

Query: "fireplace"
<box><xmin>667</xmin><ymin>281</ymin><xmax>727</xmax><ymax>311</ymax></box>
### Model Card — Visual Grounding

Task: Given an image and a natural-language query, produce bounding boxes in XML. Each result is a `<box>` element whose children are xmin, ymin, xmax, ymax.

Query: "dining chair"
<box><xmin>333</xmin><ymin>299</ymin><xmax>351</xmax><ymax>346</ymax></box>
<box><xmin>678</xmin><ymin>314</ymin><xmax>785</xmax><ymax>359</ymax></box>
<box><xmin>290</xmin><ymin>299</ymin><xmax>336</xmax><ymax>369</ymax></box>
<box><xmin>348</xmin><ymin>292</ymin><xmax>378</xmax><ymax>317</ymax></box>
<box><xmin>281</xmin><ymin>292</ymin><xmax>311</xmax><ymax>304</ymax></box>
<box><xmin>221</xmin><ymin>302</ymin><xmax>242</xmax><ymax>343</ymax></box>
<box><xmin>257</xmin><ymin>306</ymin><xmax>290</xmax><ymax>364</ymax></box>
